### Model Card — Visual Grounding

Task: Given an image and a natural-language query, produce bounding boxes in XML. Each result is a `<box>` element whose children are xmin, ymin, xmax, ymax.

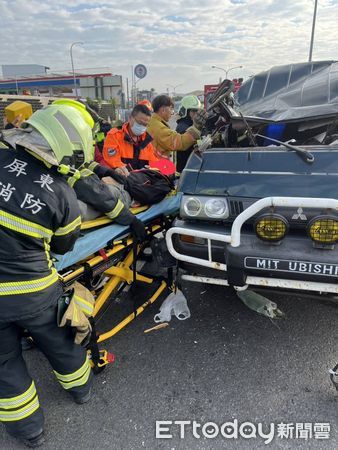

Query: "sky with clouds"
<box><xmin>0</xmin><ymin>0</ymin><xmax>337</xmax><ymax>93</ymax></box>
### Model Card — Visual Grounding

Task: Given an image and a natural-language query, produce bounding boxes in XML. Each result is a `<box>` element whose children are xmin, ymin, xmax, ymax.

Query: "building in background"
<box><xmin>0</xmin><ymin>64</ymin><xmax>124</xmax><ymax>103</ymax></box>
<box><xmin>1</xmin><ymin>64</ymin><xmax>49</xmax><ymax>78</ymax></box>
<box><xmin>127</xmin><ymin>88</ymin><xmax>157</xmax><ymax>107</ymax></box>
<box><xmin>136</xmin><ymin>89</ymin><xmax>156</xmax><ymax>102</ymax></box>
<box><xmin>80</xmin><ymin>75</ymin><xmax>123</xmax><ymax>102</ymax></box>
<box><xmin>0</xmin><ymin>92</ymin><xmax>119</xmax><ymax>127</ymax></box>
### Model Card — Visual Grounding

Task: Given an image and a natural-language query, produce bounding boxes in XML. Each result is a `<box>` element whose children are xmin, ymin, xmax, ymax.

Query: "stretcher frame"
<box><xmin>60</xmin><ymin>218</ymin><xmax>172</xmax><ymax>344</ymax></box>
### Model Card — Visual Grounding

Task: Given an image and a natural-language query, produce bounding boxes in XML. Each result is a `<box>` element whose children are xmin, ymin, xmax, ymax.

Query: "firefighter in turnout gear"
<box><xmin>50</xmin><ymin>100</ymin><xmax>146</xmax><ymax>236</ymax></box>
<box><xmin>176</xmin><ymin>95</ymin><xmax>202</xmax><ymax>172</ymax></box>
<box><xmin>0</xmin><ymin>105</ymin><xmax>100</xmax><ymax>447</ymax></box>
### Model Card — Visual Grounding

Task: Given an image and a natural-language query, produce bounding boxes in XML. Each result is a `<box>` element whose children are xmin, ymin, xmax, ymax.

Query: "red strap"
<box><xmin>98</xmin><ymin>249</ymin><xmax>109</xmax><ymax>261</ymax></box>
<box><xmin>107</xmin><ymin>352</ymin><xmax>115</xmax><ymax>364</ymax></box>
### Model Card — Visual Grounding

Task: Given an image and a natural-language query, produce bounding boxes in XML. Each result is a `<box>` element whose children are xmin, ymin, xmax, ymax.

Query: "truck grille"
<box><xmin>230</xmin><ymin>200</ymin><xmax>244</xmax><ymax>216</ymax></box>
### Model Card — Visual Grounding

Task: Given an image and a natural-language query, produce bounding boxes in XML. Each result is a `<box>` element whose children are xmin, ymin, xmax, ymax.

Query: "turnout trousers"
<box><xmin>0</xmin><ymin>303</ymin><xmax>93</xmax><ymax>439</ymax></box>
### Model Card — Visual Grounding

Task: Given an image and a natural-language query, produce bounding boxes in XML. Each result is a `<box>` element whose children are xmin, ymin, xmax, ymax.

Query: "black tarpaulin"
<box><xmin>235</xmin><ymin>61</ymin><xmax>338</xmax><ymax>122</ymax></box>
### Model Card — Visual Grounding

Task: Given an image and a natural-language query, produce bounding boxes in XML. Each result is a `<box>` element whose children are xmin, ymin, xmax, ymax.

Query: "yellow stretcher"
<box><xmin>53</xmin><ymin>195</ymin><xmax>180</xmax><ymax>369</ymax></box>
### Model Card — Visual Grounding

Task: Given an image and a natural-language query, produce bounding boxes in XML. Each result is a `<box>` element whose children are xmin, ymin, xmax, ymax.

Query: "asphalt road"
<box><xmin>1</xmin><ymin>272</ymin><xmax>337</xmax><ymax>449</ymax></box>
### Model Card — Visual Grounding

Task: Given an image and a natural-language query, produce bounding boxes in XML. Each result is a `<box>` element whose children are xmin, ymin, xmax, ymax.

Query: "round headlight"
<box><xmin>307</xmin><ymin>215</ymin><xmax>338</xmax><ymax>245</ymax></box>
<box><xmin>204</xmin><ymin>198</ymin><xmax>227</xmax><ymax>218</ymax></box>
<box><xmin>183</xmin><ymin>197</ymin><xmax>202</xmax><ymax>217</ymax></box>
<box><xmin>254</xmin><ymin>214</ymin><xmax>289</xmax><ymax>242</ymax></box>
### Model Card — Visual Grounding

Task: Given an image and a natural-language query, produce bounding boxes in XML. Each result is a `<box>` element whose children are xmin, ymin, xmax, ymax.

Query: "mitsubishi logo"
<box><xmin>292</xmin><ymin>207</ymin><xmax>307</xmax><ymax>221</ymax></box>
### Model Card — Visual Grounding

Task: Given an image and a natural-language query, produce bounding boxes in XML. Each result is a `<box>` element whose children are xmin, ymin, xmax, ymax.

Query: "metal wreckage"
<box><xmin>165</xmin><ymin>60</ymin><xmax>338</xmax><ymax>390</ymax></box>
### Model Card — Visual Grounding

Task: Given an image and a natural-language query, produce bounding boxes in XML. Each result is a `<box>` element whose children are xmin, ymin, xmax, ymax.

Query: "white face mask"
<box><xmin>131</xmin><ymin>122</ymin><xmax>147</xmax><ymax>136</ymax></box>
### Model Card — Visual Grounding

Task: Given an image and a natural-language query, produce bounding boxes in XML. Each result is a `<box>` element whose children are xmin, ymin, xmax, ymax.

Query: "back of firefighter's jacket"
<box><xmin>0</xmin><ymin>146</ymin><xmax>81</xmax><ymax>321</ymax></box>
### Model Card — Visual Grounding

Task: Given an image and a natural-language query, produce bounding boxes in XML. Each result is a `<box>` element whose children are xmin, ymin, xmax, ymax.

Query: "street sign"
<box><xmin>134</xmin><ymin>64</ymin><xmax>147</xmax><ymax>79</ymax></box>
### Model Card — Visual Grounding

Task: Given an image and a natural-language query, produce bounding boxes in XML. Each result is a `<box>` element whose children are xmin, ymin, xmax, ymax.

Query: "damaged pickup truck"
<box><xmin>166</xmin><ymin>61</ymin><xmax>338</xmax><ymax>305</ymax></box>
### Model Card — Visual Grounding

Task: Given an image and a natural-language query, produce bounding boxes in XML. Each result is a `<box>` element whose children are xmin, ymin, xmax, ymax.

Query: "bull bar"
<box><xmin>165</xmin><ymin>197</ymin><xmax>338</xmax><ymax>294</ymax></box>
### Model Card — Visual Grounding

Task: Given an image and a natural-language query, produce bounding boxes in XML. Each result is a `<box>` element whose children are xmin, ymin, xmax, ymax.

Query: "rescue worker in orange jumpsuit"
<box><xmin>103</xmin><ymin>104</ymin><xmax>158</xmax><ymax>177</ymax></box>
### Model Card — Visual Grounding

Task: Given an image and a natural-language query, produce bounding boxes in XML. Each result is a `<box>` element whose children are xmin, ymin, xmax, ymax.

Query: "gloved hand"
<box><xmin>193</xmin><ymin>109</ymin><xmax>208</xmax><ymax>131</ymax></box>
<box><xmin>115</xmin><ymin>166</ymin><xmax>130</xmax><ymax>178</ymax></box>
<box><xmin>130</xmin><ymin>217</ymin><xmax>147</xmax><ymax>243</ymax></box>
<box><xmin>100</xmin><ymin>120</ymin><xmax>112</xmax><ymax>135</ymax></box>
<box><xmin>105</xmin><ymin>168</ymin><xmax>127</xmax><ymax>185</ymax></box>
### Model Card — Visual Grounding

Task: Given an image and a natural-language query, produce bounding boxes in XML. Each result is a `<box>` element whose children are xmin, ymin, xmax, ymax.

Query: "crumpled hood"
<box><xmin>235</xmin><ymin>60</ymin><xmax>338</xmax><ymax>123</ymax></box>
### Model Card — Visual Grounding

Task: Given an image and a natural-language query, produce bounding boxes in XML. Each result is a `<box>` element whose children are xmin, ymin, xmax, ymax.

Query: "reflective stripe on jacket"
<box><xmin>68</xmin><ymin>166</ymin><xmax>135</xmax><ymax>226</ymax></box>
<box><xmin>0</xmin><ymin>146</ymin><xmax>81</xmax><ymax>320</ymax></box>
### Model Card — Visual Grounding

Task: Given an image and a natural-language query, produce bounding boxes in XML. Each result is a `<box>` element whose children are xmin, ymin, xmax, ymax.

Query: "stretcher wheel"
<box><xmin>89</xmin><ymin>350</ymin><xmax>115</xmax><ymax>375</ymax></box>
<box><xmin>92</xmin><ymin>365</ymin><xmax>106</xmax><ymax>375</ymax></box>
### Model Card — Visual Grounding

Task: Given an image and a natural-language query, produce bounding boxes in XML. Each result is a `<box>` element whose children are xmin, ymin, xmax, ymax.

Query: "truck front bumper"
<box><xmin>166</xmin><ymin>197</ymin><xmax>338</xmax><ymax>295</ymax></box>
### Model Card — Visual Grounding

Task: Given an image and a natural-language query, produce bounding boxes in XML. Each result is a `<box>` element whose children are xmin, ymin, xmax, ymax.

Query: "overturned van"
<box><xmin>166</xmin><ymin>61</ymin><xmax>338</xmax><ymax>296</ymax></box>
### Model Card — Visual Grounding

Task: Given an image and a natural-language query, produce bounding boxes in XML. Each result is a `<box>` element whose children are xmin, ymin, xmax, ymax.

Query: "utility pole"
<box><xmin>131</xmin><ymin>65</ymin><xmax>134</xmax><ymax>105</ymax></box>
<box><xmin>166</xmin><ymin>83</ymin><xmax>183</xmax><ymax>98</ymax></box>
<box><xmin>211</xmin><ymin>65</ymin><xmax>243</xmax><ymax>79</ymax></box>
<box><xmin>309</xmin><ymin>0</ymin><xmax>318</xmax><ymax>62</ymax></box>
<box><xmin>70</xmin><ymin>41</ymin><xmax>84</xmax><ymax>98</ymax></box>
<box><xmin>126</xmin><ymin>77</ymin><xmax>130</xmax><ymax>109</ymax></box>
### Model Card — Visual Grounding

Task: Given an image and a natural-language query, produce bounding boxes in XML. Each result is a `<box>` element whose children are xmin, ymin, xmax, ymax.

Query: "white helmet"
<box><xmin>178</xmin><ymin>95</ymin><xmax>202</xmax><ymax>118</ymax></box>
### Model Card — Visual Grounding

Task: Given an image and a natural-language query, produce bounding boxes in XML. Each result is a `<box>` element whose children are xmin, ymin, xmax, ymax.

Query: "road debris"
<box><xmin>237</xmin><ymin>290</ymin><xmax>285</xmax><ymax>319</ymax></box>
<box><xmin>144</xmin><ymin>323</ymin><xmax>169</xmax><ymax>334</ymax></box>
<box><xmin>154</xmin><ymin>289</ymin><xmax>191</xmax><ymax>323</ymax></box>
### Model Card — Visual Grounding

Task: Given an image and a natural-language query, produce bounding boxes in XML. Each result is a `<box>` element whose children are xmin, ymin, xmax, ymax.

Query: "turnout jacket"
<box><xmin>147</xmin><ymin>113</ymin><xmax>196</xmax><ymax>158</ymax></box>
<box><xmin>69</xmin><ymin>161</ymin><xmax>135</xmax><ymax>226</ymax></box>
<box><xmin>0</xmin><ymin>145</ymin><xmax>81</xmax><ymax>321</ymax></box>
<box><xmin>175</xmin><ymin>116</ymin><xmax>194</xmax><ymax>173</ymax></box>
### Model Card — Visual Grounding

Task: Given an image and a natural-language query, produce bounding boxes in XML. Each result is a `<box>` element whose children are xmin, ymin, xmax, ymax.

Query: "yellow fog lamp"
<box><xmin>254</xmin><ymin>214</ymin><xmax>289</xmax><ymax>242</ymax></box>
<box><xmin>307</xmin><ymin>216</ymin><xmax>338</xmax><ymax>245</ymax></box>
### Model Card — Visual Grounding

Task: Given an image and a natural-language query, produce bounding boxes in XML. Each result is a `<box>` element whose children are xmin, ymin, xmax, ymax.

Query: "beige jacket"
<box><xmin>147</xmin><ymin>113</ymin><xmax>199</xmax><ymax>158</ymax></box>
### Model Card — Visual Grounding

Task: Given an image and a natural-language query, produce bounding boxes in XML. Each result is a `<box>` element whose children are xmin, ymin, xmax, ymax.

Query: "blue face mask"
<box><xmin>131</xmin><ymin>122</ymin><xmax>147</xmax><ymax>136</ymax></box>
